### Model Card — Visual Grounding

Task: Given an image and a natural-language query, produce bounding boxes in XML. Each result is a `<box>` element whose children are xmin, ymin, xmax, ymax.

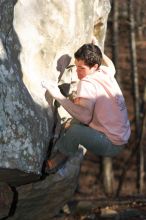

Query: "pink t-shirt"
<box><xmin>76</xmin><ymin>65</ymin><xmax>131</xmax><ymax>145</ymax></box>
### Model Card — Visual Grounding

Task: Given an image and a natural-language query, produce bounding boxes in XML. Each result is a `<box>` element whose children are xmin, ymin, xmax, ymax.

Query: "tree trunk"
<box><xmin>128</xmin><ymin>0</ymin><xmax>143</xmax><ymax>194</ymax></box>
<box><xmin>138</xmin><ymin>85</ymin><xmax>146</xmax><ymax>193</ymax></box>
<box><xmin>112</xmin><ymin>0</ymin><xmax>120</xmax><ymax>83</ymax></box>
<box><xmin>101</xmin><ymin>0</ymin><xmax>119</xmax><ymax>197</ymax></box>
<box><xmin>102</xmin><ymin>157</ymin><xmax>114</xmax><ymax>196</ymax></box>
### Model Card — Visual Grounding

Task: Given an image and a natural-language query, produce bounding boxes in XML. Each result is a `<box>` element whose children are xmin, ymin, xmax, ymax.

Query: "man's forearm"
<box><xmin>56</xmin><ymin>94</ymin><xmax>92</xmax><ymax>124</ymax></box>
<box><xmin>41</xmin><ymin>80</ymin><xmax>94</xmax><ymax>124</ymax></box>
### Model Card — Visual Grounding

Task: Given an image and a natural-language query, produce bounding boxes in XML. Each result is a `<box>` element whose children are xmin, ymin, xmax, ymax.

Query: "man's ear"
<box><xmin>94</xmin><ymin>64</ymin><xmax>99</xmax><ymax>70</ymax></box>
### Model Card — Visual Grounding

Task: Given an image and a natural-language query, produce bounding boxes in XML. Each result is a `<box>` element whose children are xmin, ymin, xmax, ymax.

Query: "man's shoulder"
<box><xmin>99</xmin><ymin>65</ymin><xmax>116</xmax><ymax>77</ymax></box>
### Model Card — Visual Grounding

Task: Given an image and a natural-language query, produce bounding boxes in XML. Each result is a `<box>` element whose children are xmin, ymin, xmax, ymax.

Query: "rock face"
<box><xmin>9</xmin><ymin>151</ymin><xmax>84</xmax><ymax>220</ymax></box>
<box><xmin>0</xmin><ymin>0</ymin><xmax>110</xmax><ymax>219</ymax></box>
<box><xmin>0</xmin><ymin>0</ymin><xmax>52</xmax><ymax>179</ymax></box>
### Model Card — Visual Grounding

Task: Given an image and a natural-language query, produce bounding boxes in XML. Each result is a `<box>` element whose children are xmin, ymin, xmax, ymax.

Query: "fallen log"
<box><xmin>69</xmin><ymin>195</ymin><xmax>146</xmax><ymax>213</ymax></box>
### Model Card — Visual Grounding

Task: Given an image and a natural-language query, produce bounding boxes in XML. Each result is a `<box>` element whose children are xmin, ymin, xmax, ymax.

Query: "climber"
<box><xmin>41</xmin><ymin>37</ymin><xmax>131</xmax><ymax>174</ymax></box>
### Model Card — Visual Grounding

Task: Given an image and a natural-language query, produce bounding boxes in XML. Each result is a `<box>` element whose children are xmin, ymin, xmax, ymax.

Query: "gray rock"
<box><xmin>9</xmin><ymin>149</ymin><xmax>84</xmax><ymax>220</ymax></box>
<box><xmin>0</xmin><ymin>182</ymin><xmax>13</xmax><ymax>219</ymax></box>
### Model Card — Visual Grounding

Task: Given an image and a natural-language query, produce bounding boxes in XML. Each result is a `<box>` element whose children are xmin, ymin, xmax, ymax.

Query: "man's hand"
<box><xmin>91</xmin><ymin>36</ymin><xmax>98</xmax><ymax>45</ymax></box>
<box><xmin>41</xmin><ymin>80</ymin><xmax>63</xmax><ymax>99</ymax></box>
<box><xmin>91</xmin><ymin>36</ymin><xmax>103</xmax><ymax>52</ymax></box>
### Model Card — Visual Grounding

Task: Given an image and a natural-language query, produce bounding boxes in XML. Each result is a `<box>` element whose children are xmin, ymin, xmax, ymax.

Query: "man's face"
<box><xmin>75</xmin><ymin>59</ymin><xmax>98</xmax><ymax>80</ymax></box>
<box><xmin>75</xmin><ymin>59</ymin><xmax>92</xmax><ymax>80</ymax></box>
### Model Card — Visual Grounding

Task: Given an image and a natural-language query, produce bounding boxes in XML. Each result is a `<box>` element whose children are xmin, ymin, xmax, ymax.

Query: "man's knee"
<box><xmin>68</xmin><ymin>123</ymin><xmax>83</xmax><ymax>134</ymax></box>
<box><xmin>67</xmin><ymin>124</ymin><xmax>79</xmax><ymax>135</ymax></box>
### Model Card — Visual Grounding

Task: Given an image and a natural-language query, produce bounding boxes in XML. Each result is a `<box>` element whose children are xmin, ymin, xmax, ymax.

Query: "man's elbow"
<box><xmin>82</xmin><ymin>114</ymin><xmax>92</xmax><ymax>125</ymax></box>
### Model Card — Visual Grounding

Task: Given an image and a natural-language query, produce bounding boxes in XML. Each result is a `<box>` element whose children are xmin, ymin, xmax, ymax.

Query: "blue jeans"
<box><xmin>55</xmin><ymin>123</ymin><xmax>124</xmax><ymax>157</ymax></box>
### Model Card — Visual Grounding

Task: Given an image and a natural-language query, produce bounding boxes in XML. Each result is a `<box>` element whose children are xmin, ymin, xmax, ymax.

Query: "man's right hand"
<box><xmin>41</xmin><ymin>80</ymin><xmax>63</xmax><ymax>100</ymax></box>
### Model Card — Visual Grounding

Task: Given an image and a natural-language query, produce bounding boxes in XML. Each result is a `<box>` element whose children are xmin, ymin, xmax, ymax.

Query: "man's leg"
<box><xmin>45</xmin><ymin>123</ymin><xmax>124</xmax><ymax>173</ymax></box>
<box><xmin>55</xmin><ymin>123</ymin><xmax>124</xmax><ymax>157</ymax></box>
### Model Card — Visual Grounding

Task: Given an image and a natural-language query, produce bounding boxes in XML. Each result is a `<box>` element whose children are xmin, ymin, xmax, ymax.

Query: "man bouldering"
<box><xmin>41</xmin><ymin>38</ymin><xmax>131</xmax><ymax>174</ymax></box>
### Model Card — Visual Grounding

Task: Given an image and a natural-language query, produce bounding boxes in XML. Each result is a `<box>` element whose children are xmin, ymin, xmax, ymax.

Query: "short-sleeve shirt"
<box><xmin>76</xmin><ymin>65</ymin><xmax>131</xmax><ymax>145</ymax></box>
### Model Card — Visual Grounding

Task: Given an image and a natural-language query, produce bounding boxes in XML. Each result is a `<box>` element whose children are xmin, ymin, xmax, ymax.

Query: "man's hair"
<box><xmin>74</xmin><ymin>43</ymin><xmax>102</xmax><ymax>68</ymax></box>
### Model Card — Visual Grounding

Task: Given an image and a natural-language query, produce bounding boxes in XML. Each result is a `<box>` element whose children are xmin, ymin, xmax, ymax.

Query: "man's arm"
<box><xmin>42</xmin><ymin>81</ymin><xmax>94</xmax><ymax>124</ymax></box>
<box><xmin>91</xmin><ymin>36</ymin><xmax>115</xmax><ymax>73</ymax></box>
<box><xmin>56</xmin><ymin>95</ymin><xmax>94</xmax><ymax>124</ymax></box>
<box><xmin>102</xmin><ymin>53</ymin><xmax>116</xmax><ymax>73</ymax></box>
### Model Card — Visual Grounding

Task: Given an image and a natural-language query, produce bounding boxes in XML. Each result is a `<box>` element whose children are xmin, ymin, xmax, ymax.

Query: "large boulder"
<box><xmin>0</xmin><ymin>0</ymin><xmax>111</xmax><ymax>218</ymax></box>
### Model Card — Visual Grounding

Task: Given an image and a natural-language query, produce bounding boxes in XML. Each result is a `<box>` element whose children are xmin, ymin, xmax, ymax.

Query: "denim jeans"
<box><xmin>55</xmin><ymin>123</ymin><xmax>124</xmax><ymax>157</ymax></box>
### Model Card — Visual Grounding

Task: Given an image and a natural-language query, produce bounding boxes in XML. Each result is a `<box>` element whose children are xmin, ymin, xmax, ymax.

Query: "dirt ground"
<box><xmin>50</xmin><ymin>148</ymin><xmax>146</xmax><ymax>220</ymax></box>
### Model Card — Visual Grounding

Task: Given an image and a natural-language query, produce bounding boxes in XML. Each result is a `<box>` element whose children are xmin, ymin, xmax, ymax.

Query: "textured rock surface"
<box><xmin>0</xmin><ymin>0</ymin><xmax>110</xmax><ymax>219</ymax></box>
<box><xmin>0</xmin><ymin>183</ymin><xmax>13</xmax><ymax>219</ymax></box>
<box><xmin>9</xmin><ymin>149</ymin><xmax>84</xmax><ymax>220</ymax></box>
<box><xmin>0</xmin><ymin>0</ymin><xmax>52</xmax><ymax>177</ymax></box>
